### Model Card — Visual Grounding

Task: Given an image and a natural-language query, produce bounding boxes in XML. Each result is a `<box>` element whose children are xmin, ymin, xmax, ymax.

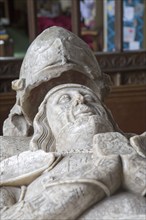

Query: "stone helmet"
<box><xmin>3</xmin><ymin>26</ymin><xmax>111</xmax><ymax>136</ymax></box>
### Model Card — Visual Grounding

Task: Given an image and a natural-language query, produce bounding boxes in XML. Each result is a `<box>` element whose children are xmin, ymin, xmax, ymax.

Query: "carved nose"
<box><xmin>74</xmin><ymin>94</ymin><xmax>84</xmax><ymax>105</ymax></box>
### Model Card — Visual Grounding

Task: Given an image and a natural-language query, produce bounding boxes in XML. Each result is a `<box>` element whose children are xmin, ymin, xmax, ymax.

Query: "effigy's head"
<box><xmin>12</xmin><ymin>26</ymin><xmax>111</xmax><ymax>126</ymax></box>
<box><xmin>30</xmin><ymin>83</ymin><xmax>118</xmax><ymax>152</ymax></box>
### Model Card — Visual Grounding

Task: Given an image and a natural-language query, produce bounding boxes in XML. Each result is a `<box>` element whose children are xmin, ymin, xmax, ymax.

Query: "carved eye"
<box><xmin>58</xmin><ymin>94</ymin><xmax>71</xmax><ymax>104</ymax></box>
<box><xmin>84</xmin><ymin>94</ymin><xmax>94</xmax><ymax>102</ymax></box>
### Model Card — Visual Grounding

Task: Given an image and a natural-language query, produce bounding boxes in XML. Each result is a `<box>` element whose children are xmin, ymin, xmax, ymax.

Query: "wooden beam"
<box><xmin>4</xmin><ymin>0</ymin><xmax>9</xmax><ymax>21</ymax></box>
<box><xmin>115</xmin><ymin>0</ymin><xmax>123</xmax><ymax>52</ymax></box>
<box><xmin>71</xmin><ymin>0</ymin><xmax>81</xmax><ymax>37</ymax></box>
<box><xmin>26</xmin><ymin>0</ymin><xmax>37</xmax><ymax>42</ymax></box>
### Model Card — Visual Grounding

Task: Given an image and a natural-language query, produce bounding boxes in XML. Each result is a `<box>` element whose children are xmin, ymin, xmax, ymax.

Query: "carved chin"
<box><xmin>56</xmin><ymin>115</ymin><xmax>114</xmax><ymax>152</ymax></box>
<box><xmin>74</xmin><ymin>115</ymin><xmax>114</xmax><ymax>133</ymax></box>
<box><xmin>62</xmin><ymin>115</ymin><xmax>114</xmax><ymax>136</ymax></box>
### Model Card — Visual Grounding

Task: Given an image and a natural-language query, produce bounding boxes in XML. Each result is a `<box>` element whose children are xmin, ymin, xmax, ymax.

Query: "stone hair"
<box><xmin>29</xmin><ymin>97</ymin><xmax>55</xmax><ymax>152</ymax></box>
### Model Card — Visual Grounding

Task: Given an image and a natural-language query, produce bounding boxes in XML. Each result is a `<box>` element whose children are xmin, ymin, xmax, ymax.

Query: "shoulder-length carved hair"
<box><xmin>29</xmin><ymin>95</ymin><xmax>55</xmax><ymax>152</ymax></box>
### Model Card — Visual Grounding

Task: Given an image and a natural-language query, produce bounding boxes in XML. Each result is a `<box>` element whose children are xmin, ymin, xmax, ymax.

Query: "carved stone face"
<box><xmin>46</xmin><ymin>85</ymin><xmax>114</xmax><ymax>140</ymax></box>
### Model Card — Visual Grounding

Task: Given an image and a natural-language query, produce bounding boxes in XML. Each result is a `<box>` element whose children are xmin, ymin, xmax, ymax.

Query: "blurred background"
<box><xmin>0</xmin><ymin>0</ymin><xmax>146</xmax><ymax>57</ymax></box>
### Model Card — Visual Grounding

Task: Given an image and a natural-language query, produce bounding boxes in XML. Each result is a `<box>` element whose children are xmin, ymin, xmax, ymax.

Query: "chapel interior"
<box><xmin>0</xmin><ymin>0</ymin><xmax>146</xmax><ymax>136</ymax></box>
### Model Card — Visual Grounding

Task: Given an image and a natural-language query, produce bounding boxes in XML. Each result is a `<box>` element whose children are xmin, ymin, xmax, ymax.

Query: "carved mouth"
<box><xmin>74</xmin><ymin>105</ymin><xmax>95</xmax><ymax>117</ymax></box>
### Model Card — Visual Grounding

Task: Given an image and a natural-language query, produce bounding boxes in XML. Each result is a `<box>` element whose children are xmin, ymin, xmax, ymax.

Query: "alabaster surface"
<box><xmin>0</xmin><ymin>27</ymin><xmax>146</xmax><ymax>220</ymax></box>
<box><xmin>0</xmin><ymin>136</ymin><xmax>30</xmax><ymax>162</ymax></box>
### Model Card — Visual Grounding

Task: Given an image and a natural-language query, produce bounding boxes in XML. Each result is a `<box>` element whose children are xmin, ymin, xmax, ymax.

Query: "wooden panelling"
<box><xmin>0</xmin><ymin>92</ymin><xmax>16</xmax><ymax>134</ymax></box>
<box><xmin>95</xmin><ymin>51</ymin><xmax>146</xmax><ymax>73</ymax></box>
<box><xmin>105</xmin><ymin>85</ymin><xmax>146</xmax><ymax>134</ymax></box>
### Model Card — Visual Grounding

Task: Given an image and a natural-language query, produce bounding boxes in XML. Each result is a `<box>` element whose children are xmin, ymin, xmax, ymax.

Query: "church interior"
<box><xmin>0</xmin><ymin>0</ymin><xmax>146</xmax><ymax>135</ymax></box>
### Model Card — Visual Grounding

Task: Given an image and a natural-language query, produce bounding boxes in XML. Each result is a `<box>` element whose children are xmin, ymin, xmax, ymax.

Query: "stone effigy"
<box><xmin>0</xmin><ymin>27</ymin><xmax>146</xmax><ymax>220</ymax></box>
